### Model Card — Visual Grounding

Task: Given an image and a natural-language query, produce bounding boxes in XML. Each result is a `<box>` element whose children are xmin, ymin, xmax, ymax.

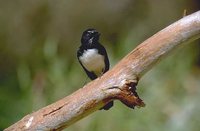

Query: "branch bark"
<box><xmin>5</xmin><ymin>11</ymin><xmax>200</xmax><ymax>131</ymax></box>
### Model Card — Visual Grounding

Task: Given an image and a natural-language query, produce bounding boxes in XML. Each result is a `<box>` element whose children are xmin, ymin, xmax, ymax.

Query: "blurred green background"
<box><xmin>0</xmin><ymin>0</ymin><xmax>200</xmax><ymax>131</ymax></box>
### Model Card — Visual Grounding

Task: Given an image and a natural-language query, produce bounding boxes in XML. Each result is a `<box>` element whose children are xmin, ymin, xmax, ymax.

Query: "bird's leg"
<box><xmin>97</xmin><ymin>68</ymin><xmax>106</xmax><ymax>79</ymax></box>
<box><xmin>82</xmin><ymin>77</ymin><xmax>89</xmax><ymax>87</ymax></box>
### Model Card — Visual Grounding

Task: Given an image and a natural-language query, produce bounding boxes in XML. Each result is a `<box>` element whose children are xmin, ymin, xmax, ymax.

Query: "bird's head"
<box><xmin>81</xmin><ymin>28</ymin><xmax>100</xmax><ymax>45</ymax></box>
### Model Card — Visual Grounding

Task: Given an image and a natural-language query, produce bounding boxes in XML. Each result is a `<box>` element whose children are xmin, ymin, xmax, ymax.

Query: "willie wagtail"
<box><xmin>77</xmin><ymin>28</ymin><xmax>113</xmax><ymax>110</ymax></box>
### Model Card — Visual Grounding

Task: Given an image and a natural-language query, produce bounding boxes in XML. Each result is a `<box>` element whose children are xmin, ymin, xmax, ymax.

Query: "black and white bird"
<box><xmin>77</xmin><ymin>28</ymin><xmax>113</xmax><ymax>110</ymax></box>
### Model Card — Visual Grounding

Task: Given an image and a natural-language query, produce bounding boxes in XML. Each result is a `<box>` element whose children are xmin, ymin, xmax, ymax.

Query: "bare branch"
<box><xmin>5</xmin><ymin>11</ymin><xmax>200</xmax><ymax>131</ymax></box>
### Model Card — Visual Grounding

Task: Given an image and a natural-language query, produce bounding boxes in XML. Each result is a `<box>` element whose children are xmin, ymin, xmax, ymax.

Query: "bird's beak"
<box><xmin>97</xmin><ymin>32</ymin><xmax>101</xmax><ymax>37</ymax></box>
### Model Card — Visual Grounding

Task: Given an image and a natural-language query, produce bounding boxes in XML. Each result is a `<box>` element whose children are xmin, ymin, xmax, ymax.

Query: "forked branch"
<box><xmin>5</xmin><ymin>11</ymin><xmax>200</xmax><ymax>131</ymax></box>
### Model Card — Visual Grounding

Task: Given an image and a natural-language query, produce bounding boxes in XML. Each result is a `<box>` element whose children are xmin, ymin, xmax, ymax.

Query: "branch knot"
<box><xmin>117</xmin><ymin>79</ymin><xmax>145</xmax><ymax>109</ymax></box>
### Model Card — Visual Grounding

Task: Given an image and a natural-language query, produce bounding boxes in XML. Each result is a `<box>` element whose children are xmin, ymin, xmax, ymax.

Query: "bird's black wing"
<box><xmin>97</xmin><ymin>44</ymin><xmax>110</xmax><ymax>73</ymax></box>
<box><xmin>77</xmin><ymin>47</ymin><xmax>98</xmax><ymax>80</ymax></box>
<box><xmin>97</xmin><ymin>44</ymin><xmax>113</xmax><ymax>110</ymax></box>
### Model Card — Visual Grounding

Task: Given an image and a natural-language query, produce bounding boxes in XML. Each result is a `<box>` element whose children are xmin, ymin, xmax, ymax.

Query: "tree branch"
<box><xmin>5</xmin><ymin>11</ymin><xmax>200</xmax><ymax>131</ymax></box>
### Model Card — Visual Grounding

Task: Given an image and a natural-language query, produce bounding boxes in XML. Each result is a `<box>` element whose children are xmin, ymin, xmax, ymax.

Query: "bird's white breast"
<box><xmin>79</xmin><ymin>49</ymin><xmax>105</xmax><ymax>76</ymax></box>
